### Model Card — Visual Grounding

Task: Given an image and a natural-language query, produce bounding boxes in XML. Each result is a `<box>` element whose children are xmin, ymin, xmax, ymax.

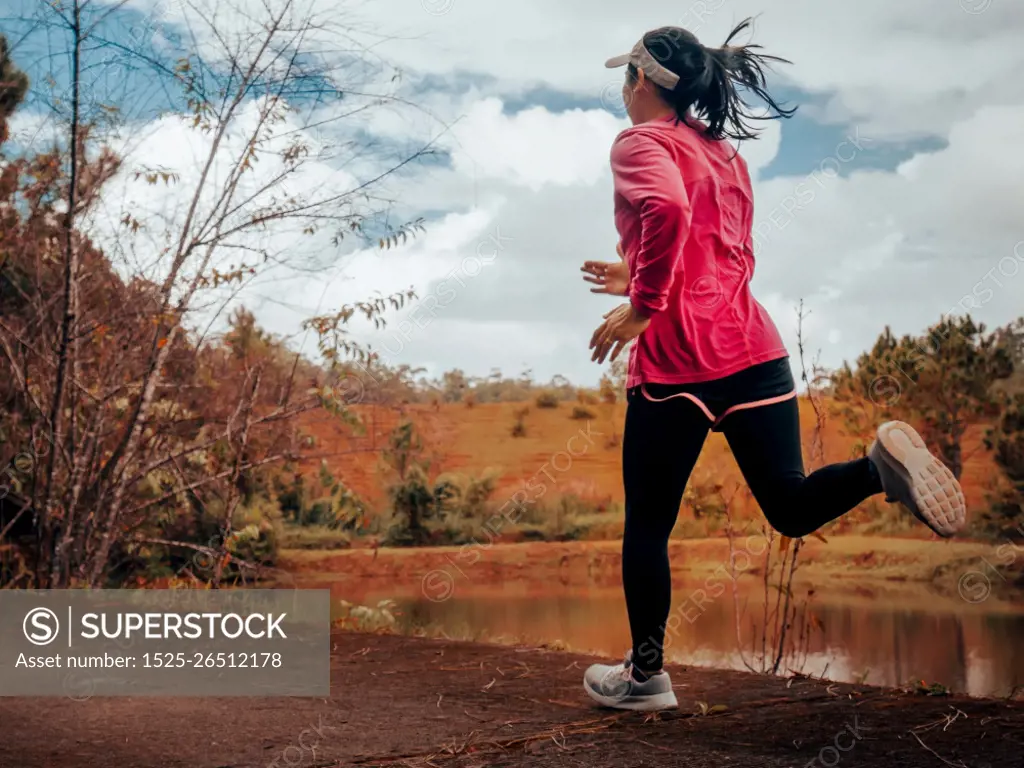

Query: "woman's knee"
<box><xmin>758</xmin><ymin>493</ymin><xmax>816</xmax><ymax>539</ymax></box>
<box><xmin>762</xmin><ymin>510</ymin><xmax>816</xmax><ymax>539</ymax></box>
<box><xmin>750</xmin><ymin>475</ymin><xmax>809</xmax><ymax>538</ymax></box>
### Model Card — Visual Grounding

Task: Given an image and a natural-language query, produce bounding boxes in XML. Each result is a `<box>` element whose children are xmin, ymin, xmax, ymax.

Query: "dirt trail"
<box><xmin>1</xmin><ymin>631</ymin><xmax>1021</xmax><ymax>767</ymax></box>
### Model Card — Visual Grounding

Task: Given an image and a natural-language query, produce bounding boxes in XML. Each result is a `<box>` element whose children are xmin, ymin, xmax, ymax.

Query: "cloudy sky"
<box><xmin>6</xmin><ymin>0</ymin><xmax>1024</xmax><ymax>386</ymax></box>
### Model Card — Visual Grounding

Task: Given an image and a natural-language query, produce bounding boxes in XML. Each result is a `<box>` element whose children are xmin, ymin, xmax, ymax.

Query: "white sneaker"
<box><xmin>868</xmin><ymin>420</ymin><xmax>966</xmax><ymax>537</ymax></box>
<box><xmin>583</xmin><ymin>651</ymin><xmax>678</xmax><ymax>711</ymax></box>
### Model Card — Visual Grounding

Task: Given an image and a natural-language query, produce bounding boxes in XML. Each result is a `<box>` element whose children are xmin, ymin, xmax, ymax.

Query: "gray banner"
<box><xmin>0</xmin><ymin>589</ymin><xmax>330</xmax><ymax>697</ymax></box>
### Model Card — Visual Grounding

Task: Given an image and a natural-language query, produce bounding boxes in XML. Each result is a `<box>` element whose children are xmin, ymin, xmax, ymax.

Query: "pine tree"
<box><xmin>0</xmin><ymin>35</ymin><xmax>29</xmax><ymax>146</ymax></box>
<box><xmin>832</xmin><ymin>315</ymin><xmax>1014</xmax><ymax>479</ymax></box>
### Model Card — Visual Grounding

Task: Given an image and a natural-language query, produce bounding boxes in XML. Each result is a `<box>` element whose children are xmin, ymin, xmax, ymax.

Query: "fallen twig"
<box><xmin>636</xmin><ymin>739</ymin><xmax>672</xmax><ymax>752</ymax></box>
<box><xmin>910</xmin><ymin>732</ymin><xmax>968</xmax><ymax>767</ymax></box>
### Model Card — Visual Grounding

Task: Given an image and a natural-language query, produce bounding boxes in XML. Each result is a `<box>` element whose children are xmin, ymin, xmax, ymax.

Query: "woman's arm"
<box><xmin>610</xmin><ymin>131</ymin><xmax>692</xmax><ymax>317</ymax></box>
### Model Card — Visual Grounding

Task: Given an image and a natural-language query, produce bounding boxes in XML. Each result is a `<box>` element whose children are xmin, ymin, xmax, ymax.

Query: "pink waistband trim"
<box><xmin>639</xmin><ymin>386</ymin><xmax>715</xmax><ymax>421</ymax></box>
<box><xmin>639</xmin><ymin>385</ymin><xmax>797</xmax><ymax>427</ymax></box>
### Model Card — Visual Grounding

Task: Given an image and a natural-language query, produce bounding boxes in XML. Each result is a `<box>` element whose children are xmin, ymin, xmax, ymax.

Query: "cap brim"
<box><xmin>604</xmin><ymin>54</ymin><xmax>631</xmax><ymax>69</ymax></box>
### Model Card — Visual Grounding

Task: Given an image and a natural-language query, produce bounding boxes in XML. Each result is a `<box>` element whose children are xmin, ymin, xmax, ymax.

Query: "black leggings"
<box><xmin>622</xmin><ymin>363</ymin><xmax>882</xmax><ymax>673</ymax></box>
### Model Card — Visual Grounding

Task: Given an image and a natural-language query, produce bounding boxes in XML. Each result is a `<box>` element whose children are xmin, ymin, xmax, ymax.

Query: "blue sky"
<box><xmin>3</xmin><ymin>0</ymin><xmax>182</xmax><ymax>120</ymax></box>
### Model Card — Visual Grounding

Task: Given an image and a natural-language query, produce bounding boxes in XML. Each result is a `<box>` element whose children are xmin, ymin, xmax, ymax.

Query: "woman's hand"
<box><xmin>581</xmin><ymin>243</ymin><xmax>630</xmax><ymax>296</ymax></box>
<box><xmin>589</xmin><ymin>302</ymin><xmax>651</xmax><ymax>364</ymax></box>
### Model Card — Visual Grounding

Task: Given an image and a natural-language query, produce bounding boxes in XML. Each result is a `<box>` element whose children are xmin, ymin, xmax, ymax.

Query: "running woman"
<box><xmin>580</xmin><ymin>20</ymin><xmax>967</xmax><ymax>712</ymax></box>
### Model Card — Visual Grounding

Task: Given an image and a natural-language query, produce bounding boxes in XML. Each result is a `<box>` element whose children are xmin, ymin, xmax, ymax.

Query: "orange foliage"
<box><xmin>299</xmin><ymin>399</ymin><xmax>1002</xmax><ymax>526</ymax></box>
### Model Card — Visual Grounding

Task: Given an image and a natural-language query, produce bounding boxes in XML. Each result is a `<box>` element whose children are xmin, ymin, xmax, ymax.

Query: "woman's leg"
<box><xmin>719</xmin><ymin>397</ymin><xmax>883</xmax><ymax>538</ymax></box>
<box><xmin>622</xmin><ymin>389</ymin><xmax>710</xmax><ymax>674</ymax></box>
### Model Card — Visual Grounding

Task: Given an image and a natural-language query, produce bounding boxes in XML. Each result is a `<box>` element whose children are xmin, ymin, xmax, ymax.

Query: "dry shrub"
<box><xmin>570</xmin><ymin>405</ymin><xmax>596</xmax><ymax>420</ymax></box>
<box><xmin>511</xmin><ymin>406</ymin><xmax>529</xmax><ymax>437</ymax></box>
<box><xmin>535</xmin><ymin>391</ymin><xmax>560</xmax><ymax>409</ymax></box>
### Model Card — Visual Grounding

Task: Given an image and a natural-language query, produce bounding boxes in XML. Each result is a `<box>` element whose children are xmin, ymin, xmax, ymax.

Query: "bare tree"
<box><xmin>1</xmin><ymin>0</ymin><xmax>435</xmax><ymax>586</ymax></box>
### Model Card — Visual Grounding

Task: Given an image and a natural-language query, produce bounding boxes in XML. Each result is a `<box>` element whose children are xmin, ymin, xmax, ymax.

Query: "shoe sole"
<box><xmin>875</xmin><ymin>421</ymin><xmax>966</xmax><ymax>538</ymax></box>
<box><xmin>583</xmin><ymin>680</ymin><xmax>679</xmax><ymax>711</ymax></box>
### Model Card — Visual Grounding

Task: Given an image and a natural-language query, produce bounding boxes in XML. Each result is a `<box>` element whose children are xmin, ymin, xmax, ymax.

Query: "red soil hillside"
<box><xmin>297</xmin><ymin>398</ymin><xmax>1002</xmax><ymax>526</ymax></box>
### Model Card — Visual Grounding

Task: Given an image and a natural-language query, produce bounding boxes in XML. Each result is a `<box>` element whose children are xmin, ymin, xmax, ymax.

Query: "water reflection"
<box><xmin>320</xmin><ymin>580</ymin><xmax>1024</xmax><ymax>698</ymax></box>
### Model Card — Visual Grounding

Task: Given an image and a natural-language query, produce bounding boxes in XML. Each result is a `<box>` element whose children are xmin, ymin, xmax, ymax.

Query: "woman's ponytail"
<box><xmin>691</xmin><ymin>19</ymin><xmax>796</xmax><ymax>141</ymax></box>
<box><xmin>635</xmin><ymin>18</ymin><xmax>796</xmax><ymax>142</ymax></box>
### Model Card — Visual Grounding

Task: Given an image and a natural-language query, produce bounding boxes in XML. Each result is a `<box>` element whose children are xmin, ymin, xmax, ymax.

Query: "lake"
<box><xmin>297</xmin><ymin>572</ymin><xmax>1024</xmax><ymax>699</ymax></box>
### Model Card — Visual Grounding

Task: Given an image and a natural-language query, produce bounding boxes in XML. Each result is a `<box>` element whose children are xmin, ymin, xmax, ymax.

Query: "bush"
<box><xmin>274</xmin><ymin>474</ymin><xmax>306</xmax><ymax>523</ymax></box>
<box><xmin>387</xmin><ymin>464</ymin><xmax>448</xmax><ymax>544</ymax></box>
<box><xmin>380</xmin><ymin>421</ymin><xmax>504</xmax><ymax>545</ymax></box>
<box><xmin>555</xmin><ymin>493</ymin><xmax>606</xmax><ymax>517</ymax></box>
<box><xmin>434</xmin><ymin>469</ymin><xmax>500</xmax><ymax>519</ymax></box>
<box><xmin>535</xmin><ymin>391</ymin><xmax>560</xmax><ymax>408</ymax></box>
<box><xmin>570</xmin><ymin>405</ymin><xmax>596</xmax><ymax>420</ymax></box>
<box><xmin>281</xmin><ymin>524</ymin><xmax>352</xmax><ymax>550</ymax></box>
<box><xmin>513</xmin><ymin>494</ymin><xmax>606</xmax><ymax>541</ymax></box>
<box><xmin>381</xmin><ymin>468</ymin><xmax>501</xmax><ymax>546</ymax></box>
<box><xmin>516</xmin><ymin>520</ymin><xmax>590</xmax><ymax>542</ymax></box>
<box><xmin>577</xmin><ymin>389</ymin><xmax>599</xmax><ymax>405</ymax></box>
<box><xmin>304</xmin><ymin>498</ymin><xmax>336</xmax><ymax>526</ymax></box>
<box><xmin>228</xmin><ymin>496</ymin><xmax>284</xmax><ymax>566</ymax></box>
<box><xmin>517</xmin><ymin>526</ymin><xmax>550</xmax><ymax>542</ymax></box>
<box><xmin>511</xmin><ymin>406</ymin><xmax>529</xmax><ymax>437</ymax></box>
<box><xmin>123</xmin><ymin>493</ymin><xmax>284</xmax><ymax>584</ymax></box>
<box><xmin>599</xmin><ymin>376</ymin><xmax>619</xmax><ymax>405</ymax></box>
<box><xmin>431</xmin><ymin>519</ymin><xmax>486</xmax><ymax>546</ymax></box>
<box><xmin>335</xmin><ymin>599</ymin><xmax>398</xmax><ymax>633</ymax></box>
<box><xmin>508</xmin><ymin>498</ymin><xmax>546</xmax><ymax>526</ymax></box>
<box><xmin>681</xmin><ymin>476</ymin><xmax>728</xmax><ymax>527</ymax></box>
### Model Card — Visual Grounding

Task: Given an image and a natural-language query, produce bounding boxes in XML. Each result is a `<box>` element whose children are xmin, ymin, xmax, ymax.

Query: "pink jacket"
<box><xmin>611</xmin><ymin>115</ymin><xmax>788</xmax><ymax>388</ymax></box>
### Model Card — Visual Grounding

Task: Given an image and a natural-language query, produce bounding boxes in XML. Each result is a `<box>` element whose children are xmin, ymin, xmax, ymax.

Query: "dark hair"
<box><xmin>626</xmin><ymin>18</ymin><xmax>795</xmax><ymax>141</ymax></box>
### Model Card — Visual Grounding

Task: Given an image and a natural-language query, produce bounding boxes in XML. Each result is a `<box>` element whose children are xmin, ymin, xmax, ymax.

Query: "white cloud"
<box><xmin>744</xmin><ymin>104</ymin><xmax>1024</xmax><ymax>371</ymax></box>
<box><xmin>84</xmin><ymin>97</ymin><xmax>365</xmax><ymax>290</ymax></box>
<box><xmin>5</xmin><ymin>111</ymin><xmax>63</xmax><ymax>150</ymax></box>
<box><xmin>444</xmin><ymin>99</ymin><xmax>625</xmax><ymax>190</ymax></box>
